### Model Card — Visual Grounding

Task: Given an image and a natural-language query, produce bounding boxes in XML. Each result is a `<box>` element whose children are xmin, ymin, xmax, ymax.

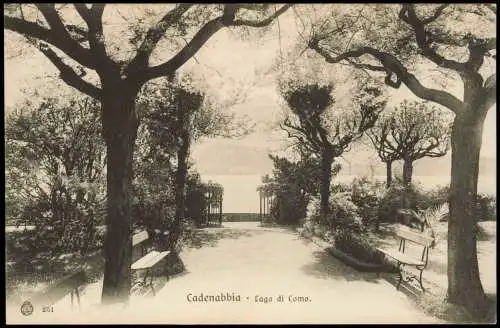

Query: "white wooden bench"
<box><xmin>131</xmin><ymin>230</ymin><xmax>170</xmax><ymax>296</ymax></box>
<box><xmin>376</xmin><ymin>227</ymin><xmax>434</xmax><ymax>292</ymax></box>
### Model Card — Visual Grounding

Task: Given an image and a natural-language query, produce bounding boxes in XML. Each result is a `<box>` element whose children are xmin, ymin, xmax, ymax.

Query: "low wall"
<box><xmin>222</xmin><ymin>213</ymin><xmax>262</xmax><ymax>222</ymax></box>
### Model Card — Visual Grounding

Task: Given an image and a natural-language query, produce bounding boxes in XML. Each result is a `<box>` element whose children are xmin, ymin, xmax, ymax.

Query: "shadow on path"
<box><xmin>300</xmin><ymin>249</ymin><xmax>380</xmax><ymax>283</ymax></box>
<box><xmin>186</xmin><ymin>228</ymin><xmax>263</xmax><ymax>249</ymax></box>
<box><xmin>137</xmin><ymin>271</ymin><xmax>191</xmax><ymax>298</ymax></box>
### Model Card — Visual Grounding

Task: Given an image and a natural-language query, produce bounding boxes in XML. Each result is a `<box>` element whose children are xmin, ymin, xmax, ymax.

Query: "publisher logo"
<box><xmin>20</xmin><ymin>301</ymin><xmax>34</xmax><ymax>316</ymax></box>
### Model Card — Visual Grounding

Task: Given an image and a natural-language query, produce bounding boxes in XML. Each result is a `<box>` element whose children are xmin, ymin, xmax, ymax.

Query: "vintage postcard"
<box><xmin>5</xmin><ymin>3</ymin><xmax>496</xmax><ymax>324</ymax></box>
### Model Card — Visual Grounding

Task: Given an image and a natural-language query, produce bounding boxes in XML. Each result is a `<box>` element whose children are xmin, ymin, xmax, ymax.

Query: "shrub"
<box><xmin>348</xmin><ymin>177</ymin><xmax>386</xmax><ymax>227</ymax></box>
<box><xmin>333</xmin><ymin>230</ymin><xmax>387</xmax><ymax>265</ymax></box>
<box><xmin>271</xmin><ymin>188</ymin><xmax>309</xmax><ymax>226</ymax></box>
<box><xmin>306</xmin><ymin>196</ymin><xmax>321</xmax><ymax>222</ymax></box>
<box><xmin>377</xmin><ymin>179</ymin><xmax>446</xmax><ymax>223</ymax></box>
<box><xmin>329</xmin><ymin>191</ymin><xmax>366</xmax><ymax>232</ymax></box>
<box><xmin>9</xmin><ymin>182</ymin><xmax>105</xmax><ymax>260</ymax></box>
<box><xmin>476</xmin><ymin>193</ymin><xmax>496</xmax><ymax>222</ymax></box>
<box><xmin>424</xmin><ymin>185</ymin><xmax>451</xmax><ymax>209</ymax></box>
<box><xmin>131</xmin><ymin>181</ymin><xmax>176</xmax><ymax>232</ymax></box>
<box><xmin>185</xmin><ymin>178</ymin><xmax>209</xmax><ymax>227</ymax></box>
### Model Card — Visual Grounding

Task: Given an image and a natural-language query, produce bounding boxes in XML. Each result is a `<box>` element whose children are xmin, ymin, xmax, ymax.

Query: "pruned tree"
<box><xmin>4</xmin><ymin>3</ymin><xmax>292</xmax><ymax>303</ymax></box>
<box><xmin>367</xmin><ymin>100</ymin><xmax>452</xmax><ymax>189</ymax></box>
<box><xmin>279</xmin><ymin>80</ymin><xmax>387</xmax><ymax>222</ymax></box>
<box><xmin>365</xmin><ymin>115</ymin><xmax>402</xmax><ymax>189</ymax></box>
<box><xmin>304</xmin><ymin>3</ymin><xmax>496</xmax><ymax>316</ymax></box>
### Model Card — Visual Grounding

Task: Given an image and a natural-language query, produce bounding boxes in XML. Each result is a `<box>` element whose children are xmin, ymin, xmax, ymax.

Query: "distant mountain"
<box><xmin>338</xmin><ymin>149</ymin><xmax>496</xmax><ymax>178</ymax></box>
<box><xmin>193</xmin><ymin>138</ymin><xmax>496</xmax><ymax>178</ymax></box>
<box><xmin>193</xmin><ymin>142</ymin><xmax>273</xmax><ymax>175</ymax></box>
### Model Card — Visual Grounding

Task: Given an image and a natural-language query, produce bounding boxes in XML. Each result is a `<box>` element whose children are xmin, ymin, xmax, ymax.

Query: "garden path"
<box><xmin>8</xmin><ymin>222</ymin><xmax>445</xmax><ymax>324</ymax></box>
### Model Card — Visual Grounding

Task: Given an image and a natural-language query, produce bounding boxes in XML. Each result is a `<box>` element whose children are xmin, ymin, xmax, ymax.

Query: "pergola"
<box><xmin>204</xmin><ymin>181</ymin><xmax>223</xmax><ymax>226</ymax></box>
<box><xmin>257</xmin><ymin>185</ymin><xmax>275</xmax><ymax>224</ymax></box>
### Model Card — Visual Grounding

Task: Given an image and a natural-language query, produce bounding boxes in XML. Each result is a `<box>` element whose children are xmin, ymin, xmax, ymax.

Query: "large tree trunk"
<box><xmin>100</xmin><ymin>84</ymin><xmax>139</xmax><ymax>305</ymax></box>
<box><xmin>385</xmin><ymin>160</ymin><xmax>393</xmax><ymax>188</ymax></box>
<box><xmin>319</xmin><ymin>149</ymin><xmax>334</xmax><ymax>222</ymax></box>
<box><xmin>447</xmin><ymin>103</ymin><xmax>490</xmax><ymax>317</ymax></box>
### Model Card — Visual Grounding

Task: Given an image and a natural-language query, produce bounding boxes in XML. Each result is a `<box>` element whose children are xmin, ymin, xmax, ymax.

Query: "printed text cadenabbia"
<box><xmin>187</xmin><ymin>292</ymin><xmax>242</xmax><ymax>302</ymax></box>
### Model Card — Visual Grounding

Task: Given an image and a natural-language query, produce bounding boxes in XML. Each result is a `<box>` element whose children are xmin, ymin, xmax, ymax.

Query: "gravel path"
<box><xmin>8</xmin><ymin>222</ymin><xmax>444</xmax><ymax>324</ymax></box>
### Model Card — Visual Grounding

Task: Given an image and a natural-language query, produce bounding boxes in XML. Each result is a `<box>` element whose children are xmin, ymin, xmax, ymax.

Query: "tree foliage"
<box><xmin>4</xmin><ymin>3</ymin><xmax>293</xmax><ymax>302</ymax></box>
<box><xmin>262</xmin><ymin>153</ymin><xmax>324</xmax><ymax>225</ymax></box>
<box><xmin>5</xmin><ymin>94</ymin><xmax>106</xmax><ymax>255</ymax></box>
<box><xmin>369</xmin><ymin>100</ymin><xmax>452</xmax><ymax>162</ymax></box>
<box><xmin>279</xmin><ymin>78</ymin><xmax>387</xmax><ymax>218</ymax></box>
<box><xmin>279</xmin><ymin>79</ymin><xmax>387</xmax><ymax>158</ymax></box>
<box><xmin>367</xmin><ymin>100</ymin><xmax>452</xmax><ymax>186</ymax></box>
<box><xmin>302</xmin><ymin>3</ymin><xmax>496</xmax><ymax>316</ymax></box>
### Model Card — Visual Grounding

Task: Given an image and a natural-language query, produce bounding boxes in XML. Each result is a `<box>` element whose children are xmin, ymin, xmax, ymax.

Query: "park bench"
<box><xmin>131</xmin><ymin>230</ymin><xmax>170</xmax><ymax>296</ymax></box>
<box><xmin>376</xmin><ymin>227</ymin><xmax>434</xmax><ymax>292</ymax></box>
<box><xmin>28</xmin><ymin>269</ymin><xmax>87</xmax><ymax>311</ymax></box>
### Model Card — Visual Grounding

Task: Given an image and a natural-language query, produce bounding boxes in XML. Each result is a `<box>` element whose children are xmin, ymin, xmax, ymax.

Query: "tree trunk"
<box><xmin>100</xmin><ymin>85</ymin><xmax>139</xmax><ymax>305</ymax></box>
<box><xmin>385</xmin><ymin>160</ymin><xmax>393</xmax><ymax>188</ymax></box>
<box><xmin>169</xmin><ymin>131</ymin><xmax>190</xmax><ymax>252</ymax></box>
<box><xmin>402</xmin><ymin>158</ymin><xmax>413</xmax><ymax>187</ymax></box>
<box><xmin>402</xmin><ymin>158</ymin><xmax>413</xmax><ymax>209</ymax></box>
<box><xmin>447</xmin><ymin>104</ymin><xmax>490</xmax><ymax>317</ymax></box>
<box><xmin>319</xmin><ymin>149</ymin><xmax>334</xmax><ymax>222</ymax></box>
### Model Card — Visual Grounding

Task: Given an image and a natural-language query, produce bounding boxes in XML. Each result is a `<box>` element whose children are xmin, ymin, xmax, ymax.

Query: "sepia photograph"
<box><xmin>4</xmin><ymin>3</ymin><xmax>497</xmax><ymax>324</ymax></box>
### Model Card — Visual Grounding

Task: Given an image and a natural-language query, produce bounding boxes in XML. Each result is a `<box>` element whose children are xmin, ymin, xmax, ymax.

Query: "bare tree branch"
<box><xmin>38</xmin><ymin>43</ymin><xmax>102</xmax><ymax>99</ymax></box>
<box><xmin>282</xmin><ymin>117</ymin><xmax>323</xmax><ymax>152</ymax></box>
<box><xmin>421</xmin><ymin>4</ymin><xmax>450</xmax><ymax>24</ymax></box>
<box><xmin>142</xmin><ymin>17</ymin><xmax>225</xmax><ymax>81</ymax></box>
<box><xmin>4</xmin><ymin>14</ymin><xmax>94</xmax><ymax>68</ymax></box>
<box><xmin>73</xmin><ymin>4</ymin><xmax>91</xmax><ymax>21</ymax></box>
<box><xmin>129</xmin><ymin>4</ymin><xmax>193</xmax><ymax>71</ymax></box>
<box><xmin>142</xmin><ymin>4</ymin><xmax>293</xmax><ymax>81</ymax></box>
<box><xmin>280</xmin><ymin>123</ymin><xmax>318</xmax><ymax>154</ymax></box>
<box><xmin>84</xmin><ymin>4</ymin><xmax>110</xmax><ymax>70</ymax></box>
<box><xmin>309</xmin><ymin>41</ymin><xmax>465</xmax><ymax>113</ymax></box>
<box><xmin>232</xmin><ymin>4</ymin><xmax>293</xmax><ymax>27</ymax></box>
<box><xmin>65</xmin><ymin>24</ymin><xmax>88</xmax><ymax>42</ymax></box>
<box><xmin>399</xmin><ymin>4</ymin><xmax>467</xmax><ymax>73</ymax></box>
<box><xmin>484</xmin><ymin>4</ymin><xmax>497</xmax><ymax>15</ymax></box>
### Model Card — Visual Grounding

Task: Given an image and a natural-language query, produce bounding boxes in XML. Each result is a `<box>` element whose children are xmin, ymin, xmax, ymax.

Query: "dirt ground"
<box><xmin>7</xmin><ymin>222</ymin><xmax>447</xmax><ymax>324</ymax></box>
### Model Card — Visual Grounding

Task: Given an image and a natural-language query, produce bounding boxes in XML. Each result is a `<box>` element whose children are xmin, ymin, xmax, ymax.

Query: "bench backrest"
<box><xmin>29</xmin><ymin>269</ymin><xmax>87</xmax><ymax>306</ymax></box>
<box><xmin>395</xmin><ymin>227</ymin><xmax>434</xmax><ymax>247</ymax></box>
<box><xmin>132</xmin><ymin>230</ymin><xmax>149</xmax><ymax>246</ymax></box>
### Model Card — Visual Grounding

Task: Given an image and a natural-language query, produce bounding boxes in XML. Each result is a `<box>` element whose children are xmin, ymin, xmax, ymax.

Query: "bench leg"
<box><xmin>396</xmin><ymin>263</ymin><xmax>403</xmax><ymax>291</ymax></box>
<box><xmin>142</xmin><ymin>270</ymin><xmax>149</xmax><ymax>284</ymax></box>
<box><xmin>418</xmin><ymin>269</ymin><xmax>426</xmax><ymax>292</ymax></box>
<box><xmin>149</xmin><ymin>270</ymin><xmax>156</xmax><ymax>296</ymax></box>
<box><xmin>74</xmin><ymin>287</ymin><xmax>81</xmax><ymax>309</ymax></box>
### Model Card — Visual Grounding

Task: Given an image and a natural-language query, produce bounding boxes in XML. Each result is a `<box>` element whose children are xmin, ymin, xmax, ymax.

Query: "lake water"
<box><xmin>5</xmin><ymin>174</ymin><xmax>494</xmax><ymax>222</ymax></box>
<box><xmin>201</xmin><ymin>174</ymin><xmax>496</xmax><ymax>213</ymax></box>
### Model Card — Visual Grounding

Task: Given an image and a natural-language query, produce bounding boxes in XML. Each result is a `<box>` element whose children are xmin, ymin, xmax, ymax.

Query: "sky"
<box><xmin>4</xmin><ymin>5</ymin><xmax>497</xmax><ymax>213</ymax></box>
